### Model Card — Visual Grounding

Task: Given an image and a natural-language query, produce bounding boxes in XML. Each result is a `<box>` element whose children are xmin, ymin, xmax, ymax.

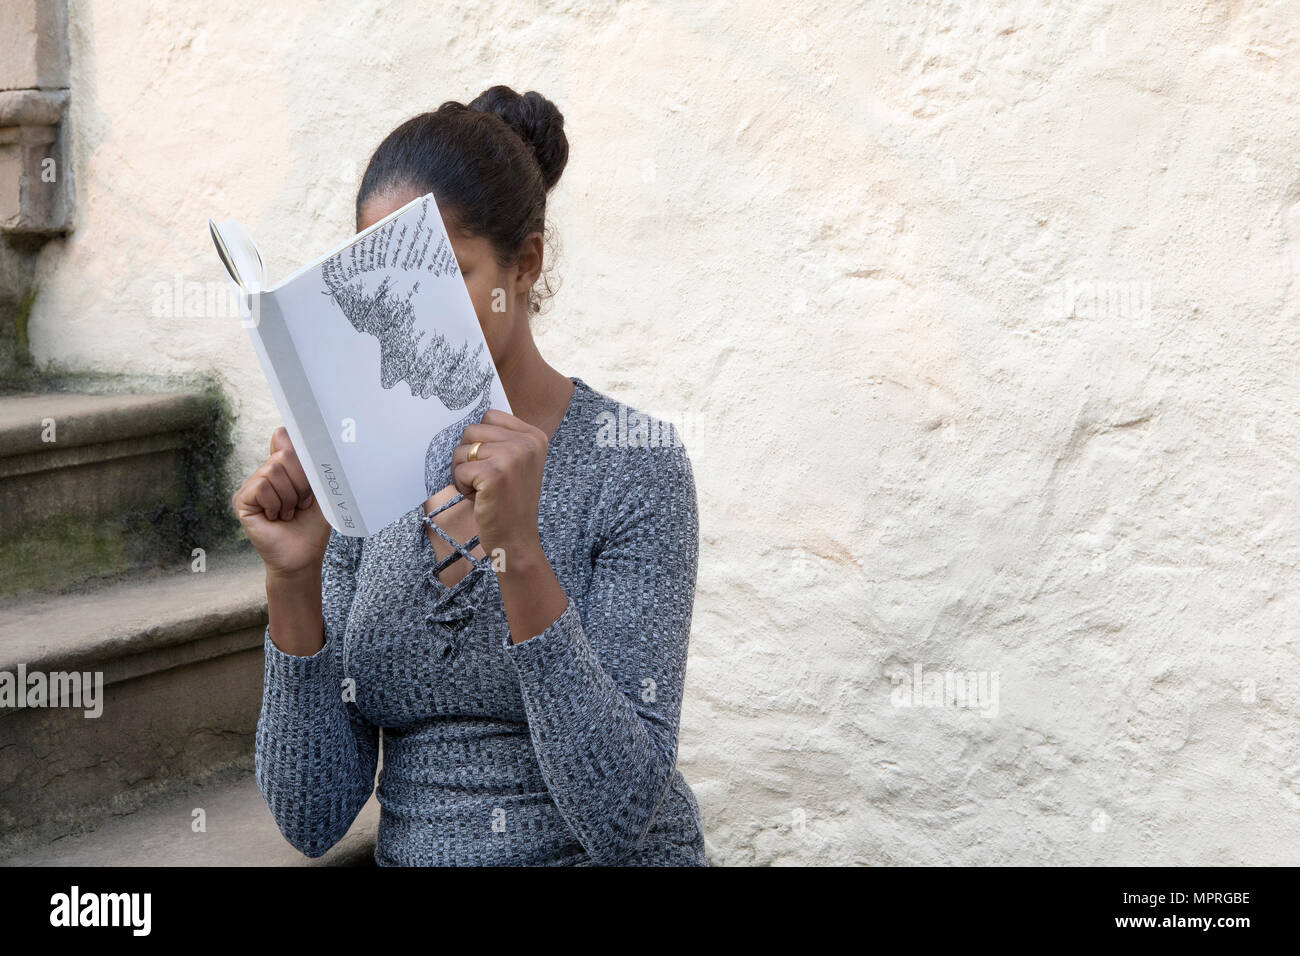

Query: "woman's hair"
<box><xmin>355</xmin><ymin>85</ymin><xmax>569</xmax><ymax>315</ymax></box>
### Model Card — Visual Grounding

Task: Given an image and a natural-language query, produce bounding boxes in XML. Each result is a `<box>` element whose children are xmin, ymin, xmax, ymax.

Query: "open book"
<box><xmin>209</xmin><ymin>192</ymin><xmax>511</xmax><ymax>537</ymax></box>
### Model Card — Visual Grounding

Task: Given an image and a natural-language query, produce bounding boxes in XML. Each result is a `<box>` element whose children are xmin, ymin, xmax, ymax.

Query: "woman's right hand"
<box><xmin>232</xmin><ymin>427</ymin><xmax>331</xmax><ymax>578</ymax></box>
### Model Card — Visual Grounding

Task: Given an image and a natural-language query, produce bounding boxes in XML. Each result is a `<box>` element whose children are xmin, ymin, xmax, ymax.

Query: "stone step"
<box><xmin>0</xmin><ymin>390</ymin><xmax>232</xmax><ymax>596</ymax></box>
<box><xmin>0</xmin><ymin>548</ymin><xmax>272</xmax><ymax>857</ymax></box>
<box><xmin>0</xmin><ymin>769</ymin><xmax>379</xmax><ymax>866</ymax></box>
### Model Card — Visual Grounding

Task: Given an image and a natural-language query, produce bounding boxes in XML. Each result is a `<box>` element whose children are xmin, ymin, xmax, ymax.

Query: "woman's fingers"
<box><xmin>452</xmin><ymin>438</ymin><xmax>496</xmax><ymax>467</ymax></box>
<box><xmin>479</xmin><ymin>408</ymin><xmax>536</xmax><ymax>434</ymax></box>
<box><xmin>458</xmin><ymin>418</ymin><xmax>547</xmax><ymax>464</ymax></box>
<box><xmin>233</xmin><ymin>473</ymin><xmax>286</xmax><ymax>521</ymax></box>
<box><xmin>270</xmin><ymin>449</ymin><xmax>314</xmax><ymax>508</ymax></box>
<box><xmin>230</xmin><ymin>479</ymin><xmax>259</xmax><ymax>519</ymax></box>
<box><xmin>269</xmin><ymin>425</ymin><xmax>295</xmax><ymax>456</ymax></box>
<box><xmin>259</xmin><ymin>462</ymin><xmax>300</xmax><ymax>520</ymax></box>
<box><xmin>450</xmin><ymin>460</ymin><xmax>493</xmax><ymax>498</ymax></box>
<box><xmin>451</xmin><ymin>434</ymin><xmax>536</xmax><ymax>469</ymax></box>
<box><xmin>233</xmin><ymin>459</ymin><xmax>309</xmax><ymax>522</ymax></box>
<box><xmin>266</xmin><ymin>427</ymin><xmax>314</xmax><ymax>511</ymax></box>
<box><xmin>458</xmin><ymin>422</ymin><xmax>516</xmax><ymax>447</ymax></box>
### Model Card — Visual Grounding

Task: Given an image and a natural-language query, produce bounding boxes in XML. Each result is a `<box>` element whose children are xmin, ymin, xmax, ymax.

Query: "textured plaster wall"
<box><xmin>26</xmin><ymin>0</ymin><xmax>1300</xmax><ymax>864</ymax></box>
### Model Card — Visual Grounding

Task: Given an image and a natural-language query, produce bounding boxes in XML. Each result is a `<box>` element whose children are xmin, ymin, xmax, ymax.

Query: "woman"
<box><xmin>231</xmin><ymin>86</ymin><xmax>707</xmax><ymax>866</ymax></box>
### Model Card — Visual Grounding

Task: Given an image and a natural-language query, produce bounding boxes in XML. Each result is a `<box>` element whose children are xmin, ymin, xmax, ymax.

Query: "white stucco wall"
<box><xmin>27</xmin><ymin>0</ymin><xmax>1300</xmax><ymax>864</ymax></box>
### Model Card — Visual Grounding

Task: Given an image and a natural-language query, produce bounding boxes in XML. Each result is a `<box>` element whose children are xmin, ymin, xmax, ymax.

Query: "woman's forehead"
<box><xmin>355</xmin><ymin>192</ymin><xmax>496</xmax><ymax>268</ymax></box>
<box><xmin>356</xmin><ymin>187</ymin><xmax>422</xmax><ymax>229</ymax></box>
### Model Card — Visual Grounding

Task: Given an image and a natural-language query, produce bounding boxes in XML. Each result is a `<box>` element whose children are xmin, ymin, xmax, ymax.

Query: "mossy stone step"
<box><xmin>0</xmin><ymin>548</ymin><xmax>271</xmax><ymax>857</ymax></box>
<box><xmin>0</xmin><ymin>390</ymin><xmax>236</xmax><ymax>596</ymax></box>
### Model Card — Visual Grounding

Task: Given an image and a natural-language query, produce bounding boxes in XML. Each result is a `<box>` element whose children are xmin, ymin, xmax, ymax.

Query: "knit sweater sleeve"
<box><xmin>254</xmin><ymin>528</ymin><xmax>379</xmax><ymax>858</ymax></box>
<box><xmin>500</xmin><ymin>441</ymin><xmax>700</xmax><ymax>865</ymax></box>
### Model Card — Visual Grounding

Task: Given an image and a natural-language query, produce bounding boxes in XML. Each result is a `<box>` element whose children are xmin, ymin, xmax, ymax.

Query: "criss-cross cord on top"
<box><xmin>420</xmin><ymin>490</ymin><xmax>495</xmax><ymax>608</ymax></box>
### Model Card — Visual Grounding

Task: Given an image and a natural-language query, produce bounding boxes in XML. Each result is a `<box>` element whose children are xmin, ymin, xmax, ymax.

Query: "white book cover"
<box><xmin>209</xmin><ymin>192</ymin><xmax>511</xmax><ymax>537</ymax></box>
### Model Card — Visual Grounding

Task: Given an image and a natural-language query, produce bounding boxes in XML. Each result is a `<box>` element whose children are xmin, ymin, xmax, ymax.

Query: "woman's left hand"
<box><xmin>451</xmin><ymin>409</ymin><xmax>550</xmax><ymax>562</ymax></box>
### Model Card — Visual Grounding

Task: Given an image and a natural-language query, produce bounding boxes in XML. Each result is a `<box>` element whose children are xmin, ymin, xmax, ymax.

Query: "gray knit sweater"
<box><xmin>254</xmin><ymin>376</ymin><xmax>707</xmax><ymax>866</ymax></box>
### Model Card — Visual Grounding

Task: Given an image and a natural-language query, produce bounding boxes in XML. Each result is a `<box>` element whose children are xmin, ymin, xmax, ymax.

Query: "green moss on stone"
<box><xmin>122</xmin><ymin>377</ymin><xmax>241</xmax><ymax>568</ymax></box>
<box><xmin>1</xmin><ymin>375</ymin><xmax>242</xmax><ymax>596</ymax></box>
<box><xmin>0</xmin><ymin>513</ymin><xmax>132</xmax><ymax>597</ymax></box>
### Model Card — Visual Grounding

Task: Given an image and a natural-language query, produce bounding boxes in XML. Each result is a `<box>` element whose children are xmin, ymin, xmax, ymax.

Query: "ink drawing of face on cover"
<box><xmin>319</xmin><ymin>196</ymin><xmax>498</xmax><ymax>499</ymax></box>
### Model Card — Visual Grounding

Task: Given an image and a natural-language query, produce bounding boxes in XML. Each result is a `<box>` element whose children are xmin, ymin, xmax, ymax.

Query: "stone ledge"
<box><xmin>0</xmin><ymin>88</ymin><xmax>67</xmax><ymax>127</ymax></box>
<box><xmin>0</xmin><ymin>547</ymin><xmax>267</xmax><ymax>688</ymax></box>
<box><xmin>0</xmin><ymin>768</ymin><xmax>379</xmax><ymax>867</ymax></box>
<box><xmin>0</xmin><ymin>391</ymin><xmax>211</xmax><ymax>459</ymax></box>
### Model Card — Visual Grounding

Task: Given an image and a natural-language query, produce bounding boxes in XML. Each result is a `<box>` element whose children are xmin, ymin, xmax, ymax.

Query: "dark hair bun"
<box><xmin>469</xmin><ymin>85</ymin><xmax>569</xmax><ymax>192</ymax></box>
